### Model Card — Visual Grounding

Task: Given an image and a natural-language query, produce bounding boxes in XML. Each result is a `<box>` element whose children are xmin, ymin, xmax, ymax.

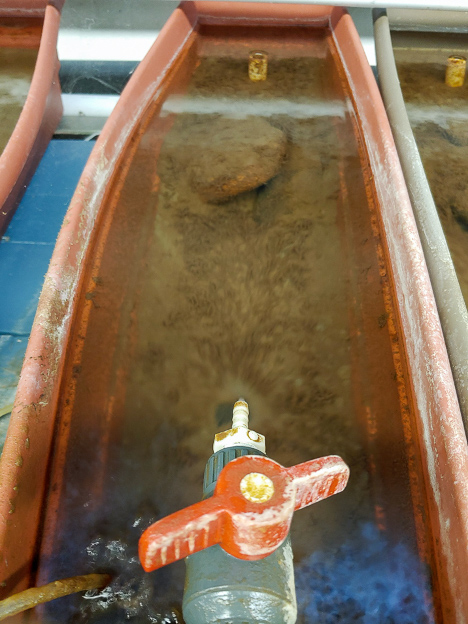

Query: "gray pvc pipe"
<box><xmin>373</xmin><ymin>9</ymin><xmax>468</xmax><ymax>434</ymax></box>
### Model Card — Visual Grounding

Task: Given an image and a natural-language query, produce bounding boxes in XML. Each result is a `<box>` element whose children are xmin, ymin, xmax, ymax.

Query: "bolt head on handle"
<box><xmin>139</xmin><ymin>454</ymin><xmax>349</xmax><ymax>573</ymax></box>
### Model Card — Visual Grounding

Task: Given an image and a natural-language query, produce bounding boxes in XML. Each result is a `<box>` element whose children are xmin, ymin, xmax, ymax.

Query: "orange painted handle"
<box><xmin>287</xmin><ymin>455</ymin><xmax>350</xmax><ymax>510</ymax></box>
<box><xmin>139</xmin><ymin>496</ymin><xmax>226</xmax><ymax>572</ymax></box>
<box><xmin>139</xmin><ymin>455</ymin><xmax>349</xmax><ymax>572</ymax></box>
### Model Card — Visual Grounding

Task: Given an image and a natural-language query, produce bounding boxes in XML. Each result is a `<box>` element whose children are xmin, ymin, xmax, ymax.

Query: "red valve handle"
<box><xmin>139</xmin><ymin>454</ymin><xmax>349</xmax><ymax>572</ymax></box>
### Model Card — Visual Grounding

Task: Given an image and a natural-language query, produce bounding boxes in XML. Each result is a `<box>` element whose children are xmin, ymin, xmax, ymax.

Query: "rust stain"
<box><xmin>331</xmin><ymin>33</ymin><xmax>438</xmax><ymax>614</ymax></box>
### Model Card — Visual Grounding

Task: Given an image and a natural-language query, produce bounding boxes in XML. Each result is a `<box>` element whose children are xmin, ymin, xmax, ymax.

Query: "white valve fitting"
<box><xmin>232</xmin><ymin>399</ymin><xmax>249</xmax><ymax>428</ymax></box>
<box><xmin>213</xmin><ymin>399</ymin><xmax>266</xmax><ymax>454</ymax></box>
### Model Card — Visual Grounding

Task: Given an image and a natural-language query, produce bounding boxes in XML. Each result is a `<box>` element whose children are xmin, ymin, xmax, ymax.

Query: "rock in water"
<box><xmin>162</xmin><ymin>116</ymin><xmax>287</xmax><ymax>202</ymax></box>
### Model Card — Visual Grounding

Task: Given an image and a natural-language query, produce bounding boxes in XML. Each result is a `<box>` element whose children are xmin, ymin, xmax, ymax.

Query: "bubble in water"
<box><xmin>106</xmin><ymin>540</ymin><xmax>127</xmax><ymax>561</ymax></box>
<box><xmin>73</xmin><ymin>512</ymin><xmax>184</xmax><ymax>623</ymax></box>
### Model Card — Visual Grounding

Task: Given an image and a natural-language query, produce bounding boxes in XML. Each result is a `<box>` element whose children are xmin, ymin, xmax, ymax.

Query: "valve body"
<box><xmin>184</xmin><ymin>539</ymin><xmax>295</xmax><ymax>624</ymax></box>
<box><xmin>139</xmin><ymin>400</ymin><xmax>349</xmax><ymax>624</ymax></box>
<box><xmin>183</xmin><ymin>443</ymin><xmax>296</xmax><ymax>624</ymax></box>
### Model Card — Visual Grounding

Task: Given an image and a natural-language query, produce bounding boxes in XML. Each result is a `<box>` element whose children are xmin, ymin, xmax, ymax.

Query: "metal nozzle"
<box><xmin>233</xmin><ymin>398</ymin><xmax>249</xmax><ymax>429</ymax></box>
<box><xmin>213</xmin><ymin>399</ymin><xmax>265</xmax><ymax>454</ymax></box>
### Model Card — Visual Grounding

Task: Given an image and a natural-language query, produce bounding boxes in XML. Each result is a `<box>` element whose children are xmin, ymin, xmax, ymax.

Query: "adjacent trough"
<box><xmin>0</xmin><ymin>0</ymin><xmax>63</xmax><ymax>237</ymax></box>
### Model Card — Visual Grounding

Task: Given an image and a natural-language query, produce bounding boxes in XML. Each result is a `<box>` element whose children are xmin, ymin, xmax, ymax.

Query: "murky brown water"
<box><xmin>0</xmin><ymin>48</ymin><xmax>36</xmax><ymax>153</ymax></box>
<box><xmin>35</xmin><ymin>27</ymin><xmax>435</xmax><ymax>623</ymax></box>
<box><xmin>396</xmin><ymin>48</ymin><xmax>468</xmax><ymax>306</ymax></box>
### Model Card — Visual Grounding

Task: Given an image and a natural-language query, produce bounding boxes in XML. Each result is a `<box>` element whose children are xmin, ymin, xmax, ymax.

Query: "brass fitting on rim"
<box><xmin>445</xmin><ymin>55</ymin><xmax>466</xmax><ymax>87</ymax></box>
<box><xmin>249</xmin><ymin>51</ymin><xmax>268</xmax><ymax>82</ymax></box>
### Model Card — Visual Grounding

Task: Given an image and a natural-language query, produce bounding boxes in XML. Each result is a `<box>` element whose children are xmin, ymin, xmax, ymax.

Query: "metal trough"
<box><xmin>1</xmin><ymin>3</ymin><xmax>468</xmax><ymax>622</ymax></box>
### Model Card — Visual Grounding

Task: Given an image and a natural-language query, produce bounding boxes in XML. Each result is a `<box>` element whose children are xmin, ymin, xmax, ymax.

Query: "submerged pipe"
<box><xmin>373</xmin><ymin>9</ymin><xmax>468</xmax><ymax>435</ymax></box>
<box><xmin>0</xmin><ymin>574</ymin><xmax>111</xmax><ymax>621</ymax></box>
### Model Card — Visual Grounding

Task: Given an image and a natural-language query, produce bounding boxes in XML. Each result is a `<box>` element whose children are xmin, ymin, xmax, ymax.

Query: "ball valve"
<box><xmin>139</xmin><ymin>400</ymin><xmax>349</xmax><ymax>624</ymax></box>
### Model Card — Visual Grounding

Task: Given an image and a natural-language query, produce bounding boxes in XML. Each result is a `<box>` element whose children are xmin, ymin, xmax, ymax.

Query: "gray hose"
<box><xmin>0</xmin><ymin>573</ymin><xmax>111</xmax><ymax>621</ymax></box>
<box><xmin>374</xmin><ymin>9</ymin><xmax>468</xmax><ymax>434</ymax></box>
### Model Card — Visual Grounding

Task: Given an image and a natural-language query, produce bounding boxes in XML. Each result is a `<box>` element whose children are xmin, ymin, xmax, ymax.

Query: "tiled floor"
<box><xmin>0</xmin><ymin>139</ymin><xmax>94</xmax><ymax>448</ymax></box>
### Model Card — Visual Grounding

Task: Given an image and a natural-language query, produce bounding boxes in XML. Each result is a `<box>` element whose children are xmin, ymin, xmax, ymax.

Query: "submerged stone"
<box><xmin>162</xmin><ymin>116</ymin><xmax>287</xmax><ymax>202</ymax></box>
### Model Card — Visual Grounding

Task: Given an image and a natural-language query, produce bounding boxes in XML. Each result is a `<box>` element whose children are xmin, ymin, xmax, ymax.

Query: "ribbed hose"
<box><xmin>0</xmin><ymin>573</ymin><xmax>111</xmax><ymax>621</ymax></box>
<box><xmin>373</xmin><ymin>9</ymin><xmax>468</xmax><ymax>435</ymax></box>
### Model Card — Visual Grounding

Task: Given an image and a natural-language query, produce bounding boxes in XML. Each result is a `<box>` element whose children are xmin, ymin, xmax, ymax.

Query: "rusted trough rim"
<box><xmin>373</xmin><ymin>9</ymin><xmax>468</xmax><ymax>440</ymax></box>
<box><xmin>0</xmin><ymin>1</ymin><xmax>63</xmax><ymax>236</ymax></box>
<box><xmin>0</xmin><ymin>0</ymin><xmax>50</xmax><ymax>17</ymax></box>
<box><xmin>0</xmin><ymin>0</ymin><xmax>64</xmax><ymax>17</ymax></box>
<box><xmin>0</xmin><ymin>2</ymin><xmax>467</xmax><ymax>620</ymax></box>
<box><xmin>331</xmin><ymin>9</ymin><xmax>468</xmax><ymax>621</ymax></box>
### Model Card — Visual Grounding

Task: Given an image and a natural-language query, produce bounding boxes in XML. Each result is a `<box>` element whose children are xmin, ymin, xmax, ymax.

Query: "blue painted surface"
<box><xmin>0</xmin><ymin>241</ymin><xmax>55</xmax><ymax>335</ymax></box>
<box><xmin>0</xmin><ymin>139</ymin><xmax>93</xmax><ymax>442</ymax></box>
<box><xmin>0</xmin><ymin>335</ymin><xmax>28</xmax><ymax>448</ymax></box>
<box><xmin>0</xmin><ymin>140</ymin><xmax>93</xmax><ymax>334</ymax></box>
<box><xmin>5</xmin><ymin>139</ymin><xmax>94</xmax><ymax>246</ymax></box>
